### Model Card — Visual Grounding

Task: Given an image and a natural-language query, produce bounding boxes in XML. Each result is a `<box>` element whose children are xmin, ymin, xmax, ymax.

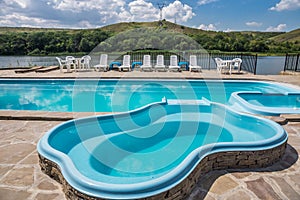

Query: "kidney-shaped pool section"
<box><xmin>37</xmin><ymin>98</ymin><xmax>287</xmax><ymax>199</ymax></box>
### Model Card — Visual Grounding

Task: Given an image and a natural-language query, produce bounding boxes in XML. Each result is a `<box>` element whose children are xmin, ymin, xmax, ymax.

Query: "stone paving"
<box><xmin>0</xmin><ymin>120</ymin><xmax>65</xmax><ymax>200</ymax></box>
<box><xmin>0</xmin><ymin>68</ymin><xmax>300</xmax><ymax>200</ymax></box>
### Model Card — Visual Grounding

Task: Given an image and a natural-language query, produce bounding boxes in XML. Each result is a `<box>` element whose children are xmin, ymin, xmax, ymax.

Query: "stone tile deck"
<box><xmin>0</xmin><ymin>68</ymin><xmax>299</xmax><ymax>199</ymax></box>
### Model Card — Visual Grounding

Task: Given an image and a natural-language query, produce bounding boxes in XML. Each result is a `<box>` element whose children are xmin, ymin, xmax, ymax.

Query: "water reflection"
<box><xmin>0</xmin><ymin>80</ymin><xmax>298</xmax><ymax>112</ymax></box>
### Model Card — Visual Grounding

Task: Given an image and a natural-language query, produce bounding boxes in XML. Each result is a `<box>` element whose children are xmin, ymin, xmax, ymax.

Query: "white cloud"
<box><xmin>266</xmin><ymin>24</ymin><xmax>287</xmax><ymax>31</ymax></box>
<box><xmin>49</xmin><ymin>0</ymin><xmax>129</xmax><ymax>25</ymax></box>
<box><xmin>198</xmin><ymin>23</ymin><xmax>216</xmax><ymax>31</ymax></box>
<box><xmin>164</xmin><ymin>0</ymin><xmax>195</xmax><ymax>23</ymax></box>
<box><xmin>0</xmin><ymin>0</ymin><xmax>196</xmax><ymax>28</ymax></box>
<box><xmin>0</xmin><ymin>13</ymin><xmax>60</xmax><ymax>28</ymax></box>
<box><xmin>51</xmin><ymin>0</ymin><xmax>126</xmax><ymax>13</ymax></box>
<box><xmin>3</xmin><ymin>0</ymin><xmax>30</xmax><ymax>9</ymax></box>
<box><xmin>224</xmin><ymin>28</ymin><xmax>234</xmax><ymax>32</ymax></box>
<box><xmin>78</xmin><ymin>20</ymin><xmax>94</xmax><ymax>28</ymax></box>
<box><xmin>246</xmin><ymin>21</ymin><xmax>262</xmax><ymax>27</ymax></box>
<box><xmin>49</xmin><ymin>0</ymin><xmax>195</xmax><ymax>24</ymax></box>
<box><xmin>270</xmin><ymin>0</ymin><xmax>300</xmax><ymax>11</ymax></box>
<box><xmin>128</xmin><ymin>0</ymin><xmax>159</xmax><ymax>21</ymax></box>
<box><xmin>198</xmin><ymin>0</ymin><xmax>218</xmax><ymax>5</ymax></box>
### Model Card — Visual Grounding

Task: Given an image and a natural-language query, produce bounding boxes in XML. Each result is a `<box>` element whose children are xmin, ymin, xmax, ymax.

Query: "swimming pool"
<box><xmin>1</xmin><ymin>79</ymin><xmax>300</xmax><ymax>115</ymax></box>
<box><xmin>38</xmin><ymin>99</ymin><xmax>287</xmax><ymax>199</ymax></box>
<box><xmin>230</xmin><ymin>91</ymin><xmax>300</xmax><ymax>116</ymax></box>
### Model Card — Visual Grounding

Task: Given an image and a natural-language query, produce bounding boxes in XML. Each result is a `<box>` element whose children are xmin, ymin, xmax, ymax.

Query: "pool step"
<box><xmin>166</xmin><ymin>98</ymin><xmax>210</xmax><ymax>106</ymax></box>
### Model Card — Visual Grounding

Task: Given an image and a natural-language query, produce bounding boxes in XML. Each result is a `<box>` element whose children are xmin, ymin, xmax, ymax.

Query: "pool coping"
<box><xmin>1</xmin><ymin>109</ymin><xmax>299</xmax><ymax>124</ymax></box>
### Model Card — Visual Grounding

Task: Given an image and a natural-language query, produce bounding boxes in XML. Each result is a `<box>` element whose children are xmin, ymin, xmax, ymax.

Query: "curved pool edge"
<box><xmin>37</xmin><ymin>99</ymin><xmax>288</xmax><ymax>200</ymax></box>
<box><xmin>38</xmin><ymin>142</ymin><xmax>287</xmax><ymax>200</ymax></box>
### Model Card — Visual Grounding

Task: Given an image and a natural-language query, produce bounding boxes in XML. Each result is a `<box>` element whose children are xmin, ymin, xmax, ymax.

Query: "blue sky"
<box><xmin>0</xmin><ymin>0</ymin><xmax>299</xmax><ymax>32</ymax></box>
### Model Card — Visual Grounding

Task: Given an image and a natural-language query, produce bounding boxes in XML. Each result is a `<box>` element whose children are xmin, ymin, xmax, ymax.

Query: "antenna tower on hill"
<box><xmin>157</xmin><ymin>3</ymin><xmax>165</xmax><ymax>25</ymax></box>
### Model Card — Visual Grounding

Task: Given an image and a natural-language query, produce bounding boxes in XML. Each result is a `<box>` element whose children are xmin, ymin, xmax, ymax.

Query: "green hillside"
<box><xmin>101</xmin><ymin>20</ymin><xmax>211</xmax><ymax>36</ymax></box>
<box><xmin>101</xmin><ymin>20</ymin><xmax>288</xmax><ymax>41</ymax></box>
<box><xmin>271</xmin><ymin>28</ymin><xmax>300</xmax><ymax>43</ymax></box>
<box><xmin>0</xmin><ymin>20</ymin><xmax>299</xmax><ymax>55</ymax></box>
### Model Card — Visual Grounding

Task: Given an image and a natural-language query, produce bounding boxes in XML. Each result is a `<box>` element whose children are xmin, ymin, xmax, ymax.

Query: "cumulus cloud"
<box><xmin>270</xmin><ymin>0</ymin><xmax>300</xmax><ymax>11</ymax></box>
<box><xmin>50</xmin><ymin>0</ymin><xmax>195</xmax><ymax>23</ymax></box>
<box><xmin>128</xmin><ymin>0</ymin><xmax>159</xmax><ymax>21</ymax></box>
<box><xmin>198</xmin><ymin>0</ymin><xmax>218</xmax><ymax>5</ymax></box>
<box><xmin>0</xmin><ymin>0</ymin><xmax>196</xmax><ymax>28</ymax></box>
<box><xmin>51</xmin><ymin>0</ymin><xmax>126</xmax><ymax>13</ymax></box>
<box><xmin>0</xmin><ymin>12</ymin><xmax>60</xmax><ymax>28</ymax></box>
<box><xmin>246</xmin><ymin>21</ymin><xmax>262</xmax><ymax>27</ymax></box>
<box><xmin>50</xmin><ymin>0</ymin><xmax>129</xmax><ymax>23</ymax></box>
<box><xmin>198</xmin><ymin>23</ymin><xmax>216</xmax><ymax>31</ymax></box>
<box><xmin>164</xmin><ymin>0</ymin><xmax>195</xmax><ymax>23</ymax></box>
<box><xmin>266</xmin><ymin>24</ymin><xmax>287</xmax><ymax>31</ymax></box>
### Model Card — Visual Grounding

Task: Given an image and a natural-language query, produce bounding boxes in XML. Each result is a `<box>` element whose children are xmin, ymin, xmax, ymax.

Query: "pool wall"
<box><xmin>39</xmin><ymin>142</ymin><xmax>286</xmax><ymax>200</ymax></box>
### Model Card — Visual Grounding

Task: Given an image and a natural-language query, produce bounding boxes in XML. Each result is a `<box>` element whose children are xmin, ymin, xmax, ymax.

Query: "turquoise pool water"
<box><xmin>0</xmin><ymin>79</ymin><xmax>298</xmax><ymax>112</ymax></box>
<box><xmin>38</xmin><ymin>99</ymin><xmax>287</xmax><ymax>199</ymax></box>
<box><xmin>229</xmin><ymin>91</ymin><xmax>300</xmax><ymax>116</ymax></box>
<box><xmin>239</xmin><ymin>93</ymin><xmax>300</xmax><ymax>108</ymax></box>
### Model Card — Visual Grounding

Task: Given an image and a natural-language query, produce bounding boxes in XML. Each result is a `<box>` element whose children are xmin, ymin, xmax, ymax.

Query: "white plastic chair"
<box><xmin>215</xmin><ymin>57</ymin><xmax>229</xmax><ymax>74</ymax></box>
<box><xmin>65</xmin><ymin>56</ymin><xmax>76</xmax><ymax>72</ymax></box>
<box><xmin>189</xmin><ymin>55</ymin><xmax>202</xmax><ymax>72</ymax></box>
<box><xmin>94</xmin><ymin>54</ymin><xmax>108</xmax><ymax>72</ymax></box>
<box><xmin>56</xmin><ymin>57</ymin><xmax>67</xmax><ymax>73</ymax></box>
<box><xmin>230</xmin><ymin>58</ymin><xmax>242</xmax><ymax>73</ymax></box>
<box><xmin>140</xmin><ymin>55</ymin><xmax>152</xmax><ymax>71</ymax></box>
<box><xmin>154</xmin><ymin>55</ymin><xmax>166</xmax><ymax>72</ymax></box>
<box><xmin>79</xmin><ymin>55</ymin><xmax>91</xmax><ymax>70</ymax></box>
<box><xmin>168</xmin><ymin>55</ymin><xmax>180</xmax><ymax>72</ymax></box>
<box><xmin>119</xmin><ymin>55</ymin><xmax>131</xmax><ymax>72</ymax></box>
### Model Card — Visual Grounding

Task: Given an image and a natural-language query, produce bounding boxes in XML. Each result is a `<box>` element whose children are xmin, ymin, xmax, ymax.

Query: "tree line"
<box><xmin>93</xmin><ymin>28</ymin><xmax>201</xmax><ymax>53</ymax></box>
<box><xmin>0</xmin><ymin>29</ymin><xmax>110</xmax><ymax>55</ymax></box>
<box><xmin>0</xmin><ymin>27</ymin><xmax>299</xmax><ymax>55</ymax></box>
<box><xmin>191</xmin><ymin>31</ymin><xmax>299</xmax><ymax>53</ymax></box>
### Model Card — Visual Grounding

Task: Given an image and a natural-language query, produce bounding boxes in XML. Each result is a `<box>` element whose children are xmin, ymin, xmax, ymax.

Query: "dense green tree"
<box><xmin>0</xmin><ymin>26</ymin><xmax>298</xmax><ymax>55</ymax></box>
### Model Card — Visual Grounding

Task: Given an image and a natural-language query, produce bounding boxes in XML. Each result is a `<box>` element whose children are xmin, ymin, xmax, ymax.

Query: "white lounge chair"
<box><xmin>56</xmin><ymin>57</ymin><xmax>67</xmax><ymax>73</ymax></box>
<box><xmin>140</xmin><ymin>55</ymin><xmax>152</xmax><ymax>71</ymax></box>
<box><xmin>154</xmin><ymin>55</ymin><xmax>166</xmax><ymax>72</ymax></box>
<box><xmin>168</xmin><ymin>55</ymin><xmax>180</xmax><ymax>72</ymax></box>
<box><xmin>79</xmin><ymin>55</ymin><xmax>91</xmax><ymax>71</ymax></box>
<box><xmin>230</xmin><ymin>58</ymin><xmax>242</xmax><ymax>74</ymax></box>
<box><xmin>119</xmin><ymin>55</ymin><xmax>131</xmax><ymax>72</ymax></box>
<box><xmin>215</xmin><ymin>57</ymin><xmax>230</xmax><ymax>74</ymax></box>
<box><xmin>189</xmin><ymin>55</ymin><xmax>202</xmax><ymax>72</ymax></box>
<box><xmin>94</xmin><ymin>54</ymin><xmax>109</xmax><ymax>72</ymax></box>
